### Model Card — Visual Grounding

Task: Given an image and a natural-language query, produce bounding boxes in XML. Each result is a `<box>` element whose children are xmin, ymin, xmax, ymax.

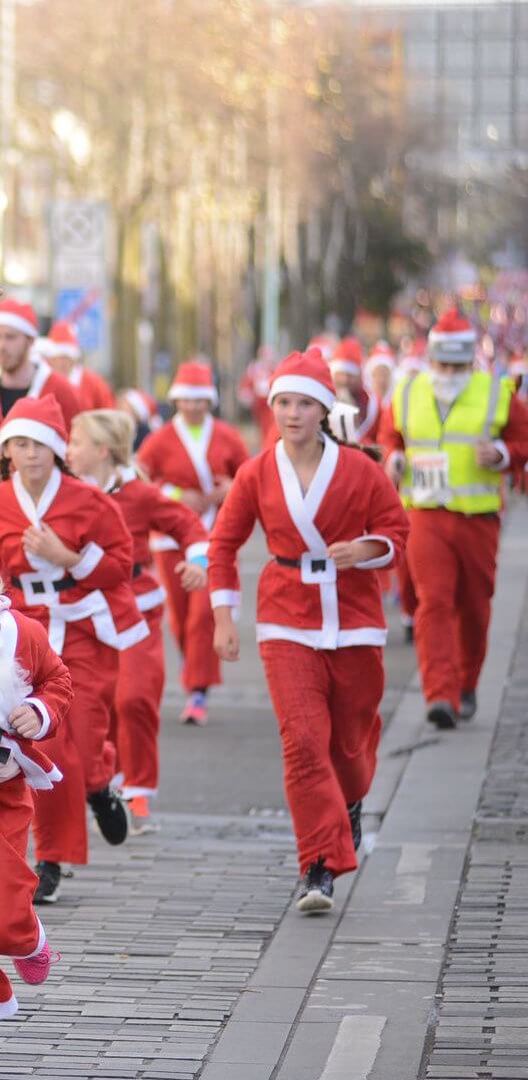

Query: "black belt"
<box><xmin>11</xmin><ymin>574</ymin><xmax>76</xmax><ymax>594</ymax></box>
<box><xmin>275</xmin><ymin>555</ymin><xmax>328</xmax><ymax>572</ymax></box>
<box><xmin>132</xmin><ymin>563</ymin><xmax>142</xmax><ymax>578</ymax></box>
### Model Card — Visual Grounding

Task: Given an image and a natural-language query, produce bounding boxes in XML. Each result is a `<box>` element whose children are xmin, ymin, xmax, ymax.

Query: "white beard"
<box><xmin>0</xmin><ymin>652</ymin><xmax>31</xmax><ymax>734</ymax></box>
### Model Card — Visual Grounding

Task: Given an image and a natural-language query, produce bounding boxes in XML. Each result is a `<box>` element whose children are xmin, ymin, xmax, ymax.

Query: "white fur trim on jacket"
<box><xmin>70</xmin><ymin>542</ymin><xmax>104</xmax><ymax>580</ymax></box>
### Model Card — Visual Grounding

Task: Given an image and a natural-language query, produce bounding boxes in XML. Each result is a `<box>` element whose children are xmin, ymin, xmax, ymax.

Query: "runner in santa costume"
<box><xmin>237</xmin><ymin>345</ymin><xmax>277</xmax><ymax>446</ymax></box>
<box><xmin>68</xmin><ymin>409</ymin><xmax>208</xmax><ymax>834</ymax></box>
<box><xmin>0</xmin><ymin>298</ymin><xmax>79</xmax><ymax>430</ymax></box>
<box><xmin>138</xmin><ymin>361</ymin><xmax>248</xmax><ymax>725</ymax></box>
<box><xmin>364</xmin><ymin>341</ymin><xmax>396</xmax><ymax>408</ymax></box>
<box><xmin>379</xmin><ymin>308</ymin><xmax>528</xmax><ymax>729</ymax></box>
<box><xmin>38</xmin><ymin>320</ymin><xmax>115</xmax><ymax>411</ymax></box>
<box><xmin>116</xmin><ymin>387</ymin><xmax>163</xmax><ymax>450</ymax></box>
<box><xmin>329</xmin><ymin>337</ymin><xmax>380</xmax><ymax>444</ymax></box>
<box><xmin>209</xmin><ymin>348</ymin><xmax>408</xmax><ymax>912</ymax></box>
<box><xmin>0</xmin><ymin>593</ymin><xmax>72</xmax><ymax>1020</ymax></box>
<box><xmin>0</xmin><ymin>395</ymin><xmax>148</xmax><ymax>902</ymax></box>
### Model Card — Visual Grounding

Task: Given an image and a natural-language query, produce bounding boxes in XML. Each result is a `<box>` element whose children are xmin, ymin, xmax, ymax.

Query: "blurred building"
<box><xmin>349</xmin><ymin>0</ymin><xmax>527</xmax><ymax>176</ymax></box>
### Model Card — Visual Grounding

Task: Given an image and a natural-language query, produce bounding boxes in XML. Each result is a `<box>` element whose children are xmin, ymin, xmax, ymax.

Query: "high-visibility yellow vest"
<box><xmin>392</xmin><ymin>372</ymin><xmax>513</xmax><ymax>514</ymax></box>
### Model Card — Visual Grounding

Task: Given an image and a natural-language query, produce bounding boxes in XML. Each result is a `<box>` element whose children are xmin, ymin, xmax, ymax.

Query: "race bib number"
<box><xmin>411</xmin><ymin>452</ymin><xmax>450</xmax><ymax>505</ymax></box>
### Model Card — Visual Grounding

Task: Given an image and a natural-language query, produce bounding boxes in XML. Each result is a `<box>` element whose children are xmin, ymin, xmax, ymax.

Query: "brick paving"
<box><xmin>420</xmin><ymin>585</ymin><xmax>528</xmax><ymax>1080</ymax></box>
<box><xmin>0</xmin><ymin>814</ymin><xmax>296</xmax><ymax>1079</ymax></box>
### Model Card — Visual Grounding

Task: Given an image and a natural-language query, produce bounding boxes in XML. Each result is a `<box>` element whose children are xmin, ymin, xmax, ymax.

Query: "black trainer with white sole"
<box><xmin>426</xmin><ymin>700</ymin><xmax>457</xmax><ymax>729</ymax></box>
<box><xmin>87</xmin><ymin>787</ymin><xmax>128</xmax><ymax>845</ymax></box>
<box><xmin>348</xmin><ymin>800</ymin><xmax>362</xmax><ymax>851</ymax></box>
<box><xmin>296</xmin><ymin>857</ymin><xmax>334</xmax><ymax>913</ymax></box>
<box><xmin>34</xmin><ymin>861</ymin><xmax>61</xmax><ymax>904</ymax></box>
<box><xmin>459</xmin><ymin>690</ymin><xmax>477</xmax><ymax>720</ymax></box>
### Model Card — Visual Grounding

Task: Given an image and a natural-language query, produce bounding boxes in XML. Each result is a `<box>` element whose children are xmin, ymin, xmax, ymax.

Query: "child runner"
<box><xmin>209</xmin><ymin>348</ymin><xmax>409</xmax><ymax>913</ymax></box>
<box><xmin>138</xmin><ymin>361</ymin><xmax>248</xmax><ymax>726</ymax></box>
<box><xmin>0</xmin><ymin>586</ymin><xmax>72</xmax><ymax>1019</ymax></box>
<box><xmin>68</xmin><ymin>409</ymin><xmax>208</xmax><ymax>833</ymax></box>
<box><xmin>0</xmin><ymin>395</ymin><xmax>148</xmax><ymax>903</ymax></box>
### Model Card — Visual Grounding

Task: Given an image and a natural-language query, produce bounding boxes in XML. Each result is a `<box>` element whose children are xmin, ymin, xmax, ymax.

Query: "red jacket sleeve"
<box><xmin>147</xmin><ymin>486</ymin><xmax>209</xmax><ymax>554</ymax></box>
<box><xmin>376</xmin><ymin>404</ymin><xmax>405</xmax><ymax>459</ymax></box>
<box><xmin>226</xmin><ymin>429</ymin><xmax>250</xmax><ymax>475</ymax></box>
<box><xmin>362</xmin><ymin>458</ymin><xmax>410</xmax><ymax>568</ymax></box>
<box><xmin>208</xmin><ymin>461</ymin><xmax>258</xmax><ymax>606</ymax></box>
<box><xmin>20</xmin><ymin>614</ymin><xmax>73</xmax><ymax>740</ymax></box>
<box><xmin>499</xmin><ymin>393</ymin><xmax>528</xmax><ymax>472</ymax></box>
<box><xmin>137</xmin><ymin>431</ymin><xmax>161</xmax><ymax>481</ymax></box>
<box><xmin>70</xmin><ymin>489</ymin><xmax>134</xmax><ymax>589</ymax></box>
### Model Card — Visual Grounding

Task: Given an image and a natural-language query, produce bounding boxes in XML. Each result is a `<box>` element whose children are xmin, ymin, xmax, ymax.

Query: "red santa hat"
<box><xmin>308</xmin><ymin>333</ymin><xmax>339</xmax><ymax>363</ymax></box>
<box><xmin>0</xmin><ymin>297</ymin><xmax>38</xmax><ymax>339</ymax></box>
<box><xmin>42</xmin><ymin>320</ymin><xmax>82</xmax><ymax>361</ymax></box>
<box><xmin>366</xmin><ymin>340</ymin><xmax>396</xmax><ymax>373</ymax></box>
<box><xmin>330</xmin><ymin>336</ymin><xmax>364</xmax><ymax>376</ymax></box>
<box><xmin>428</xmin><ymin>309</ymin><xmax>476</xmax><ymax>364</ymax></box>
<box><xmin>168</xmin><ymin>362</ymin><xmax>218</xmax><ymax>406</ymax></box>
<box><xmin>122</xmin><ymin>388</ymin><xmax>162</xmax><ymax>429</ymax></box>
<box><xmin>268</xmin><ymin>347</ymin><xmax>335</xmax><ymax>410</ymax></box>
<box><xmin>0</xmin><ymin>394</ymin><xmax>67</xmax><ymax>460</ymax></box>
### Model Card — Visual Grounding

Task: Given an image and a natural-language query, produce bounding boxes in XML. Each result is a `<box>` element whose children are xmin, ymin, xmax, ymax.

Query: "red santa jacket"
<box><xmin>208</xmin><ymin>436</ymin><xmax>409</xmax><ymax>650</ymax></box>
<box><xmin>0</xmin><ymin>468</ymin><xmax>148</xmax><ymax>655</ymax></box>
<box><xmin>105</xmin><ymin>466</ymin><xmax>208</xmax><ymax>612</ymax></box>
<box><xmin>138</xmin><ymin>413</ymin><xmax>249</xmax><ymax>541</ymax></box>
<box><xmin>0</xmin><ymin>597</ymin><xmax>73</xmax><ymax>789</ymax></box>
<box><xmin>1</xmin><ymin>358</ymin><xmax>81</xmax><ymax>432</ymax></box>
<box><xmin>352</xmin><ymin>387</ymin><xmax>380</xmax><ymax>444</ymax></box>
<box><xmin>69</xmin><ymin>365</ymin><xmax>115</xmax><ymax>410</ymax></box>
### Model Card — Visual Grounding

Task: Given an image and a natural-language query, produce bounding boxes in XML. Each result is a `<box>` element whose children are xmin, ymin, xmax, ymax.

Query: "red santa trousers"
<box><xmin>113</xmin><ymin>606</ymin><xmax>164</xmax><ymax>796</ymax></box>
<box><xmin>406</xmin><ymin>508</ymin><xmax>500</xmax><ymax>710</ymax></box>
<box><xmin>259</xmin><ymin>641</ymin><xmax>384</xmax><ymax>878</ymax></box>
<box><xmin>0</xmin><ymin>776</ymin><xmax>43</xmax><ymax>1008</ymax></box>
<box><xmin>154</xmin><ymin>550</ymin><xmax>220</xmax><ymax>691</ymax></box>
<box><xmin>397</xmin><ymin>551</ymin><xmax>418</xmax><ymax>623</ymax></box>
<box><xmin>33</xmin><ymin>623</ymin><xmax>119</xmax><ymax>865</ymax></box>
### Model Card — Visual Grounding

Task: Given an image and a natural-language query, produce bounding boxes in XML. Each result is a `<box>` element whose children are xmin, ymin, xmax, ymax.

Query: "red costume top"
<box><xmin>0</xmin><ymin>597</ymin><xmax>73</xmax><ymax>789</ymax></box>
<box><xmin>0</xmin><ymin>358</ymin><xmax>81</xmax><ymax>432</ymax></box>
<box><xmin>69</xmin><ymin>365</ymin><xmax>115</xmax><ymax>411</ymax></box>
<box><xmin>238</xmin><ymin>359</ymin><xmax>275</xmax><ymax>439</ymax></box>
<box><xmin>106</xmin><ymin>466</ymin><xmax>208</xmax><ymax>612</ymax></box>
<box><xmin>208</xmin><ymin>436</ymin><xmax>409</xmax><ymax>649</ymax></box>
<box><xmin>0</xmin><ymin>468</ymin><xmax>147</xmax><ymax>656</ymax></box>
<box><xmin>138</xmin><ymin>413</ymin><xmax>249</xmax><ymax>540</ymax></box>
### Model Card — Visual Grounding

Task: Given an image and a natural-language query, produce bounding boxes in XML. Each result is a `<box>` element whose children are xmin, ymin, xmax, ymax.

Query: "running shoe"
<box><xmin>13</xmin><ymin>941</ymin><xmax>60</xmax><ymax>985</ymax></box>
<box><xmin>88</xmin><ymin>786</ymin><xmax>128</xmax><ymax>845</ymax></box>
<box><xmin>296</xmin><ymin>857</ymin><xmax>334</xmax><ymax>913</ymax></box>
<box><xmin>459</xmin><ymin>691</ymin><xmax>477</xmax><ymax>720</ymax></box>
<box><xmin>348</xmin><ymin>800</ymin><xmax>362</xmax><ymax>850</ymax></box>
<box><xmin>426</xmin><ymin>700</ymin><xmax>457</xmax><ymax>730</ymax></box>
<box><xmin>128</xmin><ymin>795</ymin><xmax>160</xmax><ymax>836</ymax></box>
<box><xmin>179</xmin><ymin>691</ymin><xmax>208</xmax><ymax>726</ymax></box>
<box><xmin>34</xmin><ymin>861</ymin><xmax>61</xmax><ymax>905</ymax></box>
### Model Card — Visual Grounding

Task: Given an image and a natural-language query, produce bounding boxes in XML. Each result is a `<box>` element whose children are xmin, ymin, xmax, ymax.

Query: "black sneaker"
<box><xmin>34</xmin><ymin>861</ymin><xmax>61</xmax><ymax>904</ymax></box>
<box><xmin>296</xmin><ymin>857</ymin><xmax>334</xmax><ymax>913</ymax></box>
<box><xmin>348</xmin><ymin>800</ymin><xmax>362</xmax><ymax>850</ymax></box>
<box><xmin>459</xmin><ymin>690</ymin><xmax>477</xmax><ymax>720</ymax></box>
<box><xmin>426</xmin><ymin>700</ymin><xmax>457</xmax><ymax>730</ymax></box>
<box><xmin>88</xmin><ymin>787</ymin><xmax>128</xmax><ymax>845</ymax></box>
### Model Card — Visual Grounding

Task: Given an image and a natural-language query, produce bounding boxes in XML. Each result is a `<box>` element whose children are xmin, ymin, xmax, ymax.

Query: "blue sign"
<box><xmin>55</xmin><ymin>288</ymin><xmax>105</xmax><ymax>353</ymax></box>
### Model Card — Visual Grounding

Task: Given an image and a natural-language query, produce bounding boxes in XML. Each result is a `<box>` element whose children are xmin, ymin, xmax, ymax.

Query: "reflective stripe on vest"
<box><xmin>394</xmin><ymin>372</ymin><xmax>512</xmax><ymax>513</ymax></box>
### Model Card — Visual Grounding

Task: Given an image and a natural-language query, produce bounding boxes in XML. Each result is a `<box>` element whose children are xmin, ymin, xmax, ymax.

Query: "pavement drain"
<box><xmin>420</xmin><ymin>595</ymin><xmax>528</xmax><ymax>1080</ymax></box>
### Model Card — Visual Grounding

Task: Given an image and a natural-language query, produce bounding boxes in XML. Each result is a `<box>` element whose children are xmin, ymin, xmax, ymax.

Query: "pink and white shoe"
<box><xmin>13</xmin><ymin>941</ymin><xmax>60</xmax><ymax>985</ymax></box>
<box><xmin>0</xmin><ymin>972</ymin><xmax>18</xmax><ymax>1020</ymax></box>
<box><xmin>179</xmin><ymin>692</ymin><xmax>208</xmax><ymax>727</ymax></box>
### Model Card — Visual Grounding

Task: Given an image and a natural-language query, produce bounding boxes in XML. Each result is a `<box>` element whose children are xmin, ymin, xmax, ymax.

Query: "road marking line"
<box><xmin>319</xmin><ymin>1015</ymin><xmax>386</xmax><ymax>1079</ymax></box>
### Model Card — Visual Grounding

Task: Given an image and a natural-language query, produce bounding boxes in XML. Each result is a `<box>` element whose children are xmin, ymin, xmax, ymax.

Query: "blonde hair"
<box><xmin>72</xmin><ymin>409</ymin><xmax>135</xmax><ymax>467</ymax></box>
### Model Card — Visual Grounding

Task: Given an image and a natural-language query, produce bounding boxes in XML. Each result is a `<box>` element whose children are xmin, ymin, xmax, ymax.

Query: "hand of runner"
<box><xmin>327</xmin><ymin>539</ymin><xmax>387</xmax><ymax>569</ymax></box>
<box><xmin>213</xmin><ymin>615</ymin><xmax>240</xmax><ymax>661</ymax></box>
<box><xmin>180</xmin><ymin>489</ymin><xmax>210</xmax><ymax>514</ymax></box>
<box><xmin>475</xmin><ymin>440</ymin><xmax>502</xmax><ymax>467</ymax></box>
<box><xmin>175</xmin><ymin>561</ymin><xmax>206</xmax><ymax>591</ymax></box>
<box><xmin>9</xmin><ymin>704</ymin><xmax>42</xmax><ymax>739</ymax></box>
<box><xmin>23</xmin><ymin>523</ymin><xmax>80</xmax><ymax>569</ymax></box>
